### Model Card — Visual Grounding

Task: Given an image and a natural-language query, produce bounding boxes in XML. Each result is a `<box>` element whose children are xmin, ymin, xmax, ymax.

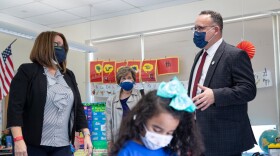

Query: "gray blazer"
<box><xmin>105</xmin><ymin>88</ymin><xmax>141</xmax><ymax>143</ymax></box>
<box><xmin>188</xmin><ymin>41</ymin><xmax>257</xmax><ymax>156</ymax></box>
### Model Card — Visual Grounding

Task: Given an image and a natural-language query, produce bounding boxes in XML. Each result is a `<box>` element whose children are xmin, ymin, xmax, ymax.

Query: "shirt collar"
<box><xmin>113</xmin><ymin>88</ymin><xmax>138</xmax><ymax>102</ymax></box>
<box><xmin>204</xmin><ymin>38</ymin><xmax>223</xmax><ymax>56</ymax></box>
<box><xmin>43</xmin><ymin>66</ymin><xmax>62</xmax><ymax>77</ymax></box>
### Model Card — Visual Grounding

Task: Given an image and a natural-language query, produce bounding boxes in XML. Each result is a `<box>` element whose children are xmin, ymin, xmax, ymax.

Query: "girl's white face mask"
<box><xmin>140</xmin><ymin>125</ymin><xmax>173</xmax><ymax>150</ymax></box>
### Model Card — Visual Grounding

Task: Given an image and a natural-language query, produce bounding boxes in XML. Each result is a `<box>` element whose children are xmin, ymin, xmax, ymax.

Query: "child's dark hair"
<box><xmin>110</xmin><ymin>90</ymin><xmax>204</xmax><ymax>156</ymax></box>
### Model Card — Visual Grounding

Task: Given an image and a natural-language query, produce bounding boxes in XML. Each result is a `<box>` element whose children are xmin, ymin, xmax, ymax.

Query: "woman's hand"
<box><xmin>83</xmin><ymin>135</ymin><xmax>93</xmax><ymax>156</ymax></box>
<box><xmin>14</xmin><ymin>140</ymin><xmax>28</xmax><ymax>156</ymax></box>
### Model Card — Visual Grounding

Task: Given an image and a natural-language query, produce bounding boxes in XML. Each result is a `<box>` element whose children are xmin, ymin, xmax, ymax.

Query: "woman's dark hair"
<box><xmin>110</xmin><ymin>90</ymin><xmax>204</xmax><ymax>156</ymax></box>
<box><xmin>30</xmin><ymin>31</ymin><xmax>69</xmax><ymax>73</ymax></box>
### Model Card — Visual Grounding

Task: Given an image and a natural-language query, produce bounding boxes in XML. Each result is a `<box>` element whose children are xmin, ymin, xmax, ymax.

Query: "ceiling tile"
<box><xmin>0</xmin><ymin>0</ymin><xmax>203</xmax><ymax>28</ymax></box>
<box><xmin>0</xmin><ymin>0</ymin><xmax>33</xmax><ymax>10</ymax></box>
<box><xmin>81</xmin><ymin>0</ymin><xmax>110</xmax><ymax>4</ymax></box>
<box><xmin>140</xmin><ymin>0</ymin><xmax>201</xmax><ymax>11</ymax></box>
<box><xmin>92</xmin><ymin>0</ymin><xmax>135</xmax><ymax>14</ymax></box>
<box><xmin>122</xmin><ymin>0</ymin><xmax>173</xmax><ymax>7</ymax></box>
<box><xmin>25</xmin><ymin>11</ymin><xmax>80</xmax><ymax>25</ymax></box>
<box><xmin>65</xmin><ymin>6</ymin><xmax>91</xmax><ymax>18</ymax></box>
<box><xmin>0</xmin><ymin>2</ymin><xmax>58</xmax><ymax>18</ymax></box>
<box><xmin>47</xmin><ymin>18</ymin><xmax>89</xmax><ymax>28</ymax></box>
<box><xmin>65</xmin><ymin>5</ymin><xmax>105</xmax><ymax>18</ymax></box>
<box><xmin>92</xmin><ymin>8</ymin><xmax>141</xmax><ymax>20</ymax></box>
<box><xmin>41</xmin><ymin>0</ymin><xmax>85</xmax><ymax>10</ymax></box>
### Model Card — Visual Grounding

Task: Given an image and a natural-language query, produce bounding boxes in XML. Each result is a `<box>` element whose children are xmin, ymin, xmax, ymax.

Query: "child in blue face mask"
<box><xmin>110</xmin><ymin>77</ymin><xmax>204</xmax><ymax>156</ymax></box>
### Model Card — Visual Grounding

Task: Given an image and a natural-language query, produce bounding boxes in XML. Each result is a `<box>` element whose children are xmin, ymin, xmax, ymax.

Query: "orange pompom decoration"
<box><xmin>236</xmin><ymin>41</ymin><xmax>256</xmax><ymax>59</ymax></box>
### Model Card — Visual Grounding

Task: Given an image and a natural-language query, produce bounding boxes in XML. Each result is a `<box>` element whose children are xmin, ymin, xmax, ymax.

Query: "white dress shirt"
<box><xmin>190</xmin><ymin>38</ymin><xmax>223</xmax><ymax>98</ymax></box>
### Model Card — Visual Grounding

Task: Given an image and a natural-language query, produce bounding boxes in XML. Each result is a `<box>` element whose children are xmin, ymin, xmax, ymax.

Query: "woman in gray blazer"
<box><xmin>105</xmin><ymin>67</ymin><xmax>142</xmax><ymax>152</ymax></box>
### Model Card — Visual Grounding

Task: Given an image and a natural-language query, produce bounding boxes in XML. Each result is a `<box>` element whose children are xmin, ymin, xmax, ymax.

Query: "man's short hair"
<box><xmin>200</xmin><ymin>10</ymin><xmax>223</xmax><ymax>32</ymax></box>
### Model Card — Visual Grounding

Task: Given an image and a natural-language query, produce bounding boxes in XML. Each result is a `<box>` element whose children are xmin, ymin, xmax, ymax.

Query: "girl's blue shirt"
<box><xmin>118</xmin><ymin>140</ymin><xmax>174</xmax><ymax>156</ymax></box>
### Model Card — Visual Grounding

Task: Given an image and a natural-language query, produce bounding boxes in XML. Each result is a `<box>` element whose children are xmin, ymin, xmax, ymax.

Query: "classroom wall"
<box><xmin>55</xmin><ymin>0</ymin><xmax>280</xmax><ymax>42</ymax></box>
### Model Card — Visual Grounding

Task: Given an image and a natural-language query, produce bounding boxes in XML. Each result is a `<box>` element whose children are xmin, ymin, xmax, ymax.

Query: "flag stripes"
<box><xmin>0</xmin><ymin>45</ymin><xmax>14</xmax><ymax>100</ymax></box>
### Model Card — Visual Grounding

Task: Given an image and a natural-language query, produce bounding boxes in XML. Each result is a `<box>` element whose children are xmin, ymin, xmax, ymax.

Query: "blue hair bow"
<box><xmin>157</xmin><ymin>77</ymin><xmax>196</xmax><ymax>112</ymax></box>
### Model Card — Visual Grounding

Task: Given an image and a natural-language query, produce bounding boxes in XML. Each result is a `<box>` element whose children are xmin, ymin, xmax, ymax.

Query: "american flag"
<box><xmin>0</xmin><ymin>45</ymin><xmax>14</xmax><ymax>100</ymax></box>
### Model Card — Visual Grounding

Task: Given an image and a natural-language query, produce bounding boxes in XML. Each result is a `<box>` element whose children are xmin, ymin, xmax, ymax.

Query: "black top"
<box><xmin>120</xmin><ymin>97</ymin><xmax>130</xmax><ymax>117</ymax></box>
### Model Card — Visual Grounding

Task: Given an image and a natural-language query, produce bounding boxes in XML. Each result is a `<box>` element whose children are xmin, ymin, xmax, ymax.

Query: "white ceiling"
<box><xmin>0</xmin><ymin>0</ymin><xmax>201</xmax><ymax>28</ymax></box>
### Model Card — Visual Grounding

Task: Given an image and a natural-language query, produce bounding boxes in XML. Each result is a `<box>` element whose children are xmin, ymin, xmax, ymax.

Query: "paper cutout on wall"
<box><xmin>157</xmin><ymin>57</ymin><xmax>179</xmax><ymax>75</ymax></box>
<box><xmin>102</xmin><ymin>61</ymin><xmax>116</xmax><ymax>83</ymax></box>
<box><xmin>116</xmin><ymin>61</ymin><xmax>128</xmax><ymax>72</ymax></box>
<box><xmin>127</xmin><ymin>60</ymin><xmax>141</xmax><ymax>83</ymax></box>
<box><xmin>141</xmin><ymin>60</ymin><xmax>157</xmax><ymax>82</ymax></box>
<box><xmin>236</xmin><ymin>41</ymin><xmax>256</xmax><ymax>59</ymax></box>
<box><xmin>254</xmin><ymin>68</ymin><xmax>272</xmax><ymax>88</ymax></box>
<box><xmin>90</xmin><ymin>61</ymin><xmax>103</xmax><ymax>83</ymax></box>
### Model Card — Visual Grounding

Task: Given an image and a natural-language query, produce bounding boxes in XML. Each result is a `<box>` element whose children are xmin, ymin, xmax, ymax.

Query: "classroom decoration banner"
<box><xmin>236</xmin><ymin>41</ymin><xmax>256</xmax><ymax>59</ymax></box>
<box><xmin>116</xmin><ymin>61</ymin><xmax>127</xmax><ymax>72</ymax></box>
<box><xmin>90</xmin><ymin>56</ymin><xmax>180</xmax><ymax>84</ymax></box>
<box><xmin>91</xmin><ymin>83</ymin><xmax>119</xmax><ymax>97</ymax></box>
<box><xmin>157</xmin><ymin>57</ymin><xmax>179</xmax><ymax>75</ymax></box>
<box><xmin>141</xmin><ymin>60</ymin><xmax>157</xmax><ymax>82</ymax></box>
<box><xmin>90</xmin><ymin>61</ymin><xmax>103</xmax><ymax>83</ymax></box>
<box><xmin>91</xmin><ymin>81</ymin><xmax>188</xmax><ymax>98</ymax></box>
<box><xmin>127</xmin><ymin>60</ymin><xmax>141</xmax><ymax>83</ymax></box>
<box><xmin>102</xmin><ymin>61</ymin><xmax>116</xmax><ymax>83</ymax></box>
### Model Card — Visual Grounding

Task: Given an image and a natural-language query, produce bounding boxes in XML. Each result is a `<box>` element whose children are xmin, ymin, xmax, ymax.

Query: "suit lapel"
<box><xmin>38</xmin><ymin>66</ymin><xmax>47</xmax><ymax>100</ymax></box>
<box><xmin>203</xmin><ymin>41</ymin><xmax>226</xmax><ymax>87</ymax></box>
<box><xmin>63</xmin><ymin>71</ymin><xmax>74</xmax><ymax>90</ymax></box>
<box><xmin>188</xmin><ymin>49</ymin><xmax>204</xmax><ymax>95</ymax></box>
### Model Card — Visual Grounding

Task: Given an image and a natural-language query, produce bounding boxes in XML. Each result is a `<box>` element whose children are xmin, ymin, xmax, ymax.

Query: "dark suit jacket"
<box><xmin>7</xmin><ymin>63</ymin><xmax>88</xmax><ymax>146</ymax></box>
<box><xmin>188</xmin><ymin>41</ymin><xmax>257</xmax><ymax>156</ymax></box>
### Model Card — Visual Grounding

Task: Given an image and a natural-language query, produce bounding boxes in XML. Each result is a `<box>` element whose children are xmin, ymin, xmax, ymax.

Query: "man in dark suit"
<box><xmin>188</xmin><ymin>10</ymin><xmax>257</xmax><ymax>156</ymax></box>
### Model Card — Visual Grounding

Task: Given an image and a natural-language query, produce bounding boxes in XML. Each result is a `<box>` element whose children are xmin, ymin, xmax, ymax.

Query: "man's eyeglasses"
<box><xmin>191</xmin><ymin>25</ymin><xmax>215</xmax><ymax>32</ymax></box>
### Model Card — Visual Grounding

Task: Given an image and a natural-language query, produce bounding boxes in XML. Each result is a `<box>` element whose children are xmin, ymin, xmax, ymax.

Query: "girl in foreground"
<box><xmin>111</xmin><ymin>77</ymin><xmax>204</xmax><ymax>156</ymax></box>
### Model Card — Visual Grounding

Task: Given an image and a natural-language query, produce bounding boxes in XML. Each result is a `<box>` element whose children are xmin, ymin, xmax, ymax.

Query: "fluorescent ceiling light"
<box><xmin>224</xmin><ymin>13</ymin><xmax>271</xmax><ymax>23</ymax></box>
<box><xmin>91</xmin><ymin>34</ymin><xmax>140</xmax><ymax>43</ymax></box>
<box><xmin>0</xmin><ymin>21</ymin><xmax>37</xmax><ymax>40</ymax></box>
<box><xmin>0</xmin><ymin>28</ymin><xmax>35</xmax><ymax>39</ymax></box>
<box><xmin>0</xmin><ymin>21</ymin><xmax>95</xmax><ymax>53</ymax></box>
<box><xmin>68</xmin><ymin>40</ymin><xmax>97</xmax><ymax>53</ymax></box>
<box><xmin>143</xmin><ymin>26</ymin><xmax>193</xmax><ymax>36</ymax></box>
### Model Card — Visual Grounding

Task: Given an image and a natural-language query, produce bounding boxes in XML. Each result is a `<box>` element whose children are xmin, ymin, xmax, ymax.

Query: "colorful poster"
<box><xmin>102</xmin><ymin>61</ymin><xmax>116</xmax><ymax>83</ymax></box>
<box><xmin>127</xmin><ymin>60</ymin><xmax>141</xmax><ymax>83</ymax></box>
<box><xmin>116</xmin><ymin>61</ymin><xmax>127</xmax><ymax>72</ymax></box>
<box><xmin>157</xmin><ymin>57</ymin><xmax>179</xmax><ymax>75</ymax></box>
<box><xmin>141</xmin><ymin>60</ymin><xmax>157</xmax><ymax>82</ymax></box>
<box><xmin>90</xmin><ymin>61</ymin><xmax>103</xmax><ymax>83</ymax></box>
